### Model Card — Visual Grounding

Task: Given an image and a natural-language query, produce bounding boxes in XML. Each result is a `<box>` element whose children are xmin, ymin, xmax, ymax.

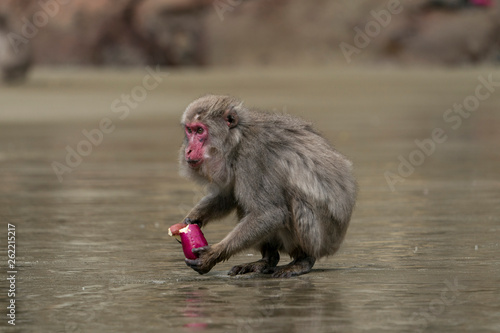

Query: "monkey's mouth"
<box><xmin>187</xmin><ymin>159</ymin><xmax>202</xmax><ymax>168</ymax></box>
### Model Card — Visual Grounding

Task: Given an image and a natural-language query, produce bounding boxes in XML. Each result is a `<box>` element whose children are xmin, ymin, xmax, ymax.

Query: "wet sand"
<box><xmin>1</xmin><ymin>66</ymin><xmax>499</xmax><ymax>332</ymax></box>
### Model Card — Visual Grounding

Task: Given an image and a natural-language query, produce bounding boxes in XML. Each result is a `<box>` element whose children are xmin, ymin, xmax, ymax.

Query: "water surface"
<box><xmin>1</xmin><ymin>67</ymin><xmax>499</xmax><ymax>332</ymax></box>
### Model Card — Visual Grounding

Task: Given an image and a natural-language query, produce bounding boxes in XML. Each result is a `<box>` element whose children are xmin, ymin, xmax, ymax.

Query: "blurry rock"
<box><xmin>0</xmin><ymin>14</ymin><xmax>31</xmax><ymax>83</ymax></box>
<box><xmin>133</xmin><ymin>0</ymin><xmax>210</xmax><ymax>66</ymax></box>
<box><xmin>424</xmin><ymin>0</ymin><xmax>493</xmax><ymax>9</ymax></box>
<box><xmin>206</xmin><ymin>0</ymin><xmax>362</xmax><ymax>66</ymax></box>
<box><xmin>401</xmin><ymin>10</ymin><xmax>497</xmax><ymax>65</ymax></box>
<box><xmin>380</xmin><ymin>4</ymin><xmax>500</xmax><ymax>65</ymax></box>
<box><xmin>91</xmin><ymin>0</ymin><xmax>209</xmax><ymax>66</ymax></box>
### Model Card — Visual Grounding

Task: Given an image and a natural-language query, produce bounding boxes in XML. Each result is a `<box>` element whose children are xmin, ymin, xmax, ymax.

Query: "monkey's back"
<box><xmin>235</xmin><ymin>110</ymin><xmax>357</xmax><ymax>257</ymax></box>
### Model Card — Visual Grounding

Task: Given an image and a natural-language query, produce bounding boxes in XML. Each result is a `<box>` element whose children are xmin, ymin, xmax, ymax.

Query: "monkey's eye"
<box><xmin>186</xmin><ymin>127</ymin><xmax>192</xmax><ymax>134</ymax></box>
<box><xmin>196</xmin><ymin>127</ymin><xmax>204</xmax><ymax>134</ymax></box>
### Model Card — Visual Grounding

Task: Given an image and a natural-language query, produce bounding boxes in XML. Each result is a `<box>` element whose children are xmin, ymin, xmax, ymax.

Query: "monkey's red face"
<box><xmin>184</xmin><ymin>122</ymin><xmax>209</xmax><ymax>168</ymax></box>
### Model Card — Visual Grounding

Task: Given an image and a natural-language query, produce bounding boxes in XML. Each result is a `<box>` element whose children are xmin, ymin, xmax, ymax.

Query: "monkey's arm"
<box><xmin>184</xmin><ymin>188</ymin><xmax>236</xmax><ymax>227</ymax></box>
<box><xmin>185</xmin><ymin>208</ymin><xmax>285</xmax><ymax>274</ymax></box>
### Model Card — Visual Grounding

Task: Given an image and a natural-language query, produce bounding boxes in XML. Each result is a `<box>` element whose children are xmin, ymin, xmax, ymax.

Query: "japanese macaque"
<box><xmin>179</xmin><ymin>95</ymin><xmax>357</xmax><ymax>278</ymax></box>
<box><xmin>0</xmin><ymin>15</ymin><xmax>31</xmax><ymax>84</ymax></box>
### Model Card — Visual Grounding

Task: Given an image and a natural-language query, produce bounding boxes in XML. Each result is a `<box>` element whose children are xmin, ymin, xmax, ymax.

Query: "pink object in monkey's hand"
<box><xmin>168</xmin><ymin>222</ymin><xmax>187</xmax><ymax>242</ymax></box>
<box><xmin>179</xmin><ymin>224</ymin><xmax>208</xmax><ymax>259</ymax></box>
<box><xmin>169</xmin><ymin>223</ymin><xmax>208</xmax><ymax>260</ymax></box>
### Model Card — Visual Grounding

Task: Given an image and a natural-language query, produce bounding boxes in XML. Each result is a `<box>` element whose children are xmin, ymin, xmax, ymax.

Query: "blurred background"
<box><xmin>1</xmin><ymin>1</ymin><xmax>499</xmax><ymax>332</ymax></box>
<box><xmin>1</xmin><ymin>0</ymin><xmax>500</xmax><ymax>73</ymax></box>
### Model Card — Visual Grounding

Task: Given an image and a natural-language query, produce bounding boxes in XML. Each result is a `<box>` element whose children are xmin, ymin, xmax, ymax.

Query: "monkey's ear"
<box><xmin>224</xmin><ymin>108</ymin><xmax>238</xmax><ymax>129</ymax></box>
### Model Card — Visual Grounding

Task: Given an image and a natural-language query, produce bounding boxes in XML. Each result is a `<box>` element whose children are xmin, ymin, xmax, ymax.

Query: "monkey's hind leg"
<box><xmin>271</xmin><ymin>254</ymin><xmax>316</xmax><ymax>278</ymax></box>
<box><xmin>228</xmin><ymin>243</ymin><xmax>280</xmax><ymax>276</ymax></box>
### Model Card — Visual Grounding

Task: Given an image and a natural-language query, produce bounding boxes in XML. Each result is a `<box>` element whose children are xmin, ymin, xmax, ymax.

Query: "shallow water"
<box><xmin>1</xmin><ymin>67</ymin><xmax>499</xmax><ymax>332</ymax></box>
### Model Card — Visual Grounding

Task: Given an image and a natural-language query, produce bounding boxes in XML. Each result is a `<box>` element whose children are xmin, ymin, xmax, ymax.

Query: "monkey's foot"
<box><xmin>271</xmin><ymin>257</ymin><xmax>316</xmax><ymax>278</ymax></box>
<box><xmin>228</xmin><ymin>259</ymin><xmax>277</xmax><ymax>276</ymax></box>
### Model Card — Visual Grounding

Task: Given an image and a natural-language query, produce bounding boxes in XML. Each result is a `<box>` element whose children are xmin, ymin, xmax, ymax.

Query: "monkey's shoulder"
<box><xmin>242</xmin><ymin>112</ymin><xmax>321</xmax><ymax>140</ymax></box>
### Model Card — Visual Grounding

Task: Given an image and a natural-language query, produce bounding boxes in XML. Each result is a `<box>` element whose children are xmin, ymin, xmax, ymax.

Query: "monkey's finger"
<box><xmin>192</xmin><ymin>246</ymin><xmax>210</xmax><ymax>255</ymax></box>
<box><xmin>185</xmin><ymin>258</ymin><xmax>200</xmax><ymax>266</ymax></box>
<box><xmin>184</xmin><ymin>258</ymin><xmax>206</xmax><ymax>274</ymax></box>
<box><xmin>184</xmin><ymin>218</ymin><xmax>202</xmax><ymax>226</ymax></box>
<box><xmin>185</xmin><ymin>258</ymin><xmax>202</xmax><ymax>270</ymax></box>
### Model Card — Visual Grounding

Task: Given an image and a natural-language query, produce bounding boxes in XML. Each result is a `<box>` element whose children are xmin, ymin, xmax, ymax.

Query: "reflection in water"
<box><xmin>170</xmin><ymin>278</ymin><xmax>347</xmax><ymax>332</ymax></box>
<box><xmin>181</xmin><ymin>290</ymin><xmax>209</xmax><ymax>329</ymax></box>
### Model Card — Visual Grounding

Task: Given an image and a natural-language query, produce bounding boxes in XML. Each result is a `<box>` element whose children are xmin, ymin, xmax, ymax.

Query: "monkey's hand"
<box><xmin>185</xmin><ymin>245</ymin><xmax>218</xmax><ymax>274</ymax></box>
<box><xmin>184</xmin><ymin>217</ymin><xmax>203</xmax><ymax>227</ymax></box>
